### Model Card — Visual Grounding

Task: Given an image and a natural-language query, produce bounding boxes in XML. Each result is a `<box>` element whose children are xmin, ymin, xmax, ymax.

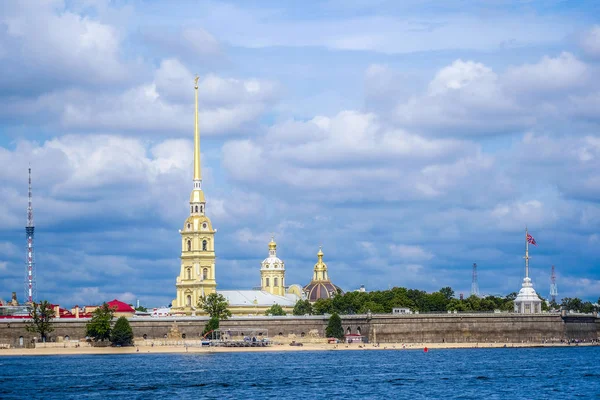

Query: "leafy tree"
<box><xmin>198</xmin><ymin>293</ymin><xmax>231</xmax><ymax>320</ymax></box>
<box><xmin>86</xmin><ymin>303</ymin><xmax>114</xmax><ymax>342</ymax></box>
<box><xmin>293</xmin><ymin>300</ymin><xmax>313</xmax><ymax>316</ymax></box>
<box><xmin>265</xmin><ymin>304</ymin><xmax>286</xmax><ymax>316</ymax></box>
<box><xmin>312</xmin><ymin>298</ymin><xmax>334</xmax><ymax>315</ymax></box>
<box><xmin>110</xmin><ymin>316</ymin><xmax>134</xmax><ymax>346</ymax></box>
<box><xmin>325</xmin><ymin>312</ymin><xmax>344</xmax><ymax>339</ymax></box>
<box><xmin>25</xmin><ymin>301</ymin><xmax>55</xmax><ymax>342</ymax></box>
<box><xmin>439</xmin><ymin>287</ymin><xmax>455</xmax><ymax>301</ymax></box>
<box><xmin>203</xmin><ymin>316</ymin><xmax>220</xmax><ymax>336</ymax></box>
<box><xmin>562</xmin><ymin>297</ymin><xmax>584</xmax><ymax>312</ymax></box>
<box><xmin>134</xmin><ymin>305</ymin><xmax>147</xmax><ymax>312</ymax></box>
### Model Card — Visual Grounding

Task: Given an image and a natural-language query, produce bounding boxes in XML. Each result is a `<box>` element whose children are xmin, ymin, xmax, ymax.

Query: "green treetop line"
<box><xmin>295</xmin><ymin>287</ymin><xmax>599</xmax><ymax>315</ymax></box>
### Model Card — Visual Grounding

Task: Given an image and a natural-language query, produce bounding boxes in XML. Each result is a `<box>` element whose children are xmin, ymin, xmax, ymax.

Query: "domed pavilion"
<box><xmin>303</xmin><ymin>247</ymin><xmax>343</xmax><ymax>302</ymax></box>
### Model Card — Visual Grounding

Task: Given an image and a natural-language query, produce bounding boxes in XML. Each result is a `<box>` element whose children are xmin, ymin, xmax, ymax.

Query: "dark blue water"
<box><xmin>1</xmin><ymin>347</ymin><xmax>599</xmax><ymax>399</ymax></box>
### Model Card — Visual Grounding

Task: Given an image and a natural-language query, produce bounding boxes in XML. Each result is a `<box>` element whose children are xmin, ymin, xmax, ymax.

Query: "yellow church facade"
<box><xmin>172</xmin><ymin>78</ymin><xmax>341</xmax><ymax>316</ymax></box>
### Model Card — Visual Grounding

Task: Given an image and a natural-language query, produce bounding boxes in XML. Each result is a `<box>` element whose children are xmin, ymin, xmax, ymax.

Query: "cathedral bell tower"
<box><xmin>260</xmin><ymin>236</ymin><xmax>285</xmax><ymax>296</ymax></box>
<box><xmin>173</xmin><ymin>76</ymin><xmax>217</xmax><ymax>313</ymax></box>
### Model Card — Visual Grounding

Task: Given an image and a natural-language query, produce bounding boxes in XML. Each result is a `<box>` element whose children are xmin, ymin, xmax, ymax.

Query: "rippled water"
<box><xmin>1</xmin><ymin>347</ymin><xmax>599</xmax><ymax>399</ymax></box>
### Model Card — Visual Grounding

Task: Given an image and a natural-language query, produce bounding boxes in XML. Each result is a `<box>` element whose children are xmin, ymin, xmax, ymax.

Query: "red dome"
<box><xmin>106</xmin><ymin>299</ymin><xmax>135</xmax><ymax>313</ymax></box>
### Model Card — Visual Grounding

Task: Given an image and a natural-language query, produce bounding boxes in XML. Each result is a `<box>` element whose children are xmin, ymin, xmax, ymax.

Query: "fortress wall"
<box><xmin>0</xmin><ymin>314</ymin><xmax>597</xmax><ymax>347</ymax></box>
<box><xmin>368</xmin><ymin>314</ymin><xmax>570</xmax><ymax>343</ymax></box>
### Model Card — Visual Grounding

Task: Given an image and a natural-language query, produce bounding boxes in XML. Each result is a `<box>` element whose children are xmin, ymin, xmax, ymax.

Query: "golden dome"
<box><xmin>268</xmin><ymin>236</ymin><xmax>277</xmax><ymax>250</ymax></box>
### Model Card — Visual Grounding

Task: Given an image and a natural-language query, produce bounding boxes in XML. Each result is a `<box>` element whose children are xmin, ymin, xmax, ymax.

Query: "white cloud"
<box><xmin>0</xmin><ymin>1</ymin><xmax>129</xmax><ymax>89</ymax></box>
<box><xmin>503</xmin><ymin>52</ymin><xmax>589</xmax><ymax>94</ymax></box>
<box><xmin>394</xmin><ymin>60</ymin><xmax>531</xmax><ymax>135</ymax></box>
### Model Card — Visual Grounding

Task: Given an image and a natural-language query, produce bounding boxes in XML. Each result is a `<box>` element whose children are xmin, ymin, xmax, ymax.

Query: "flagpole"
<box><xmin>525</xmin><ymin>227</ymin><xmax>529</xmax><ymax>279</ymax></box>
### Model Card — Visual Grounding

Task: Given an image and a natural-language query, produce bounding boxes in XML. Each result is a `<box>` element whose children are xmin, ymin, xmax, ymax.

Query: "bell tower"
<box><xmin>260</xmin><ymin>236</ymin><xmax>286</xmax><ymax>296</ymax></box>
<box><xmin>173</xmin><ymin>76</ymin><xmax>217</xmax><ymax>314</ymax></box>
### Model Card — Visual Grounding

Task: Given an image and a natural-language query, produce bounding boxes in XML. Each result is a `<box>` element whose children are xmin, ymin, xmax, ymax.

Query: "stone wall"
<box><xmin>0</xmin><ymin>313</ymin><xmax>597</xmax><ymax>347</ymax></box>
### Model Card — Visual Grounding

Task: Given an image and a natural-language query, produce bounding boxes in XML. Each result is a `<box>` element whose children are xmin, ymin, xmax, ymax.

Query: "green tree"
<box><xmin>312</xmin><ymin>298</ymin><xmax>334</xmax><ymax>315</ymax></box>
<box><xmin>293</xmin><ymin>300</ymin><xmax>313</xmax><ymax>316</ymax></box>
<box><xmin>439</xmin><ymin>287</ymin><xmax>455</xmax><ymax>301</ymax></box>
<box><xmin>325</xmin><ymin>312</ymin><xmax>344</xmax><ymax>339</ymax></box>
<box><xmin>25</xmin><ymin>301</ymin><xmax>55</xmax><ymax>342</ymax></box>
<box><xmin>110</xmin><ymin>316</ymin><xmax>134</xmax><ymax>346</ymax></box>
<box><xmin>198</xmin><ymin>293</ymin><xmax>231</xmax><ymax>319</ymax></box>
<box><xmin>203</xmin><ymin>316</ymin><xmax>220</xmax><ymax>336</ymax></box>
<box><xmin>134</xmin><ymin>305</ymin><xmax>147</xmax><ymax>312</ymax></box>
<box><xmin>265</xmin><ymin>304</ymin><xmax>286</xmax><ymax>316</ymax></box>
<box><xmin>86</xmin><ymin>303</ymin><xmax>114</xmax><ymax>342</ymax></box>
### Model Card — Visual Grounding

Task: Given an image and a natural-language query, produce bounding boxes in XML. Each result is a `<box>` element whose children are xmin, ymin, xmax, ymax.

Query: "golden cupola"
<box><xmin>303</xmin><ymin>246</ymin><xmax>343</xmax><ymax>302</ymax></box>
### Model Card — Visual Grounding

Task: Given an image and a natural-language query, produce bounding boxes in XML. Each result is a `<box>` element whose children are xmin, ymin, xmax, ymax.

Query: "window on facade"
<box><xmin>186</xmin><ymin>295</ymin><xmax>191</xmax><ymax>307</ymax></box>
<box><xmin>203</xmin><ymin>268</ymin><xmax>208</xmax><ymax>280</ymax></box>
<box><xmin>346</xmin><ymin>327</ymin><xmax>351</xmax><ymax>334</ymax></box>
<box><xmin>202</xmin><ymin>240</ymin><xmax>207</xmax><ymax>251</ymax></box>
<box><xmin>274</xmin><ymin>277</ymin><xmax>278</xmax><ymax>286</ymax></box>
<box><xmin>266</xmin><ymin>278</ymin><xmax>270</xmax><ymax>287</ymax></box>
<box><xmin>187</xmin><ymin>240</ymin><xmax>191</xmax><ymax>251</ymax></box>
<box><xmin>195</xmin><ymin>205</ymin><xmax>198</xmax><ymax>213</ymax></box>
<box><xmin>187</xmin><ymin>223</ymin><xmax>191</xmax><ymax>229</ymax></box>
<box><xmin>200</xmin><ymin>205</ymin><xmax>203</xmax><ymax>213</ymax></box>
<box><xmin>186</xmin><ymin>269</ymin><xmax>191</xmax><ymax>280</ymax></box>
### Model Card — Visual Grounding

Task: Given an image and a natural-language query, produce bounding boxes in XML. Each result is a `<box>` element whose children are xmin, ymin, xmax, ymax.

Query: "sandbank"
<box><xmin>0</xmin><ymin>341</ymin><xmax>597</xmax><ymax>356</ymax></box>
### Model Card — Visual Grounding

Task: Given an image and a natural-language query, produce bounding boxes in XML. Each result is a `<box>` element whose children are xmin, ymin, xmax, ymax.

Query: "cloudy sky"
<box><xmin>1</xmin><ymin>0</ymin><xmax>599</xmax><ymax>307</ymax></box>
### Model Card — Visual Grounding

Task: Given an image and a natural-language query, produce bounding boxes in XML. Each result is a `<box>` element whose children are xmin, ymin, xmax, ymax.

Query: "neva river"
<box><xmin>2</xmin><ymin>347</ymin><xmax>599</xmax><ymax>399</ymax></box>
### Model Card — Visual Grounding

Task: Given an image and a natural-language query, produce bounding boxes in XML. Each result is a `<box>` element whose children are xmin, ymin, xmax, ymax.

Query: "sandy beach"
<box><xmin>0</xmin><ymin>341</ymin><xmax>597</xmax><ymax>356</ymax></box>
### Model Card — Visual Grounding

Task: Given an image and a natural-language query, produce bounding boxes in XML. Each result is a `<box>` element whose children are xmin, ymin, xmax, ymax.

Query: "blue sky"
<box><xmin>1</xmin><ymin>0</ymin><xmax>599</xmax><ymax>307</ymax></box>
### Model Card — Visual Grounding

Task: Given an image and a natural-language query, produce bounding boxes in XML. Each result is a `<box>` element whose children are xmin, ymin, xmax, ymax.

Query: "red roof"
<box><xmin>107</xmin><ymin>299</ymin><xmax>135</xmax><ymax>313</ymax></box>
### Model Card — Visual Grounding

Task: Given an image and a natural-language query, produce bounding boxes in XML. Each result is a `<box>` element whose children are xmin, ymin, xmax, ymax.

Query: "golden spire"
<box><xmin>193</xmin><ymin>75</ymin><xmax>202</xmax><ymax>183</ymax></box>
<box><xmin>317</xmin><ymin>245</ymin><xmax>324</xmax><ymax>260</ymax></box>
<box><xmin>269</xmin><ymin>235</ymin><xmax>277</xmax><ymax>251</ymax></box>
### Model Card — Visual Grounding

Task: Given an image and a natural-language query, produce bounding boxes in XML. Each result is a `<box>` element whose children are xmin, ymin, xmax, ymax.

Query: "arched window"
<box><xmin>274</xmin><ymin>277</ymin><xmax>278</xmax><ymax>286</ymax></box>
<box><xmin>187</xmin><ymin>240</ymin><xmax>191</xmax><ymax>251</ymax></box>
<box><xmin>346</xmin><ymin>327</ymin><xmax>351</xmax><ymax>334</ymax></box>
<box><xmin>203</xmin><ymin>268</ymin><xmax>208</xmax><ymax>280</ymax></box>
<box><xmin>266</xmin><ymin>278</ymin><xmax>270</xmax><ymax>287</ymax></box>
<box><xmin>143</xmin><ymin>334</ymin><xmax>147</xmax><ymax>340</ymax></box>
<box><xmin>195</xmin><ymin>205</ymin><xmax>198</xmax><ymax>213</ymax></box>
<box><xmin>200</xmin><ymin>205</ymin><xmax>204</xmax><ymax>213</ymax></box>
<box><xmin>202</xmin><ymin>240</ymin><xmax>207</xmax><ymax>251</ymax></box>
<box><xmin>186</xmin><ymin>295</ymin><xmax>191</xmax><ymax>307</ymax></box>
<box><xmin>186</xmin><ymin>269</ymin><xmax>191</xmax><ymax>280</ymax></box>
<box><xmin>190</xmin><ymin>206</ymin><xmax>193</xmax><ymax>213</ymax></box>
<box><xmin>357</xmin><ymin>327</ymin><xmax>361</xmax><ymax>335</ymax></box>
<box><xmin>182</xmin><ymin>333</ymin><xmax>186</xmax><ymax>339</ymax></box>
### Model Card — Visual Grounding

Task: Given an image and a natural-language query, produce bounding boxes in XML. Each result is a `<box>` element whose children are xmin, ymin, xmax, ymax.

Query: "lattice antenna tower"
<box><xmin>550</xmin><ymin>265</ymin><xmax>558</xmax><ymax>303</ymax></box>
<box><xmin>25</xmin><ymin>166</ymin><xmax>36</xmax><ymax>304</ymax></box>
<box><xmin>471</xmin><ymin>262</ymin><xmax>479</xmax><ymax>297</ymax></box>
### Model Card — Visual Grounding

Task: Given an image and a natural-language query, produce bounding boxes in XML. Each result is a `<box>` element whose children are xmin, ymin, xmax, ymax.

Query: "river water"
<box><xmin>1</xmin><ymin>347</ymin><xmax>599</xmax><ymax>399</ymax></box>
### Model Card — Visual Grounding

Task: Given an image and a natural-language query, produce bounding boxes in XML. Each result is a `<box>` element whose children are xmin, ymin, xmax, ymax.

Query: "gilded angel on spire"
<box><xmin>194</xmin><ymin>75</ymin><xmax>199</xmax><ymax>87</ymax></box>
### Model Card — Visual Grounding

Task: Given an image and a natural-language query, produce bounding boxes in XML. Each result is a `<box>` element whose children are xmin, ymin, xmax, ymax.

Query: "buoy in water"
<box><xmin>424</xmin><ymin>347</ymin><xmax>428</xmax><ymax>353</ymax></box>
